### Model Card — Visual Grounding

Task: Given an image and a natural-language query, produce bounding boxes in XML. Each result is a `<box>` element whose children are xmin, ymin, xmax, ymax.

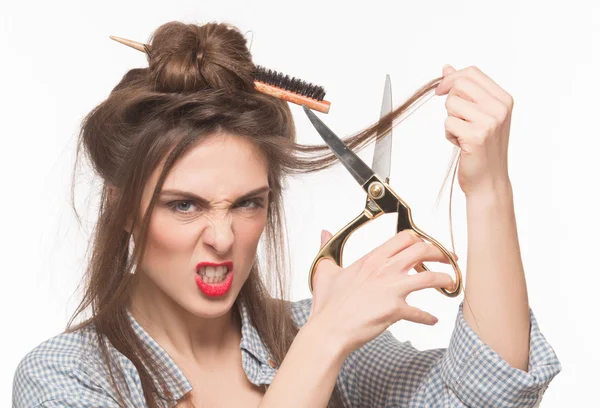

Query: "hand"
<box><xmin>435</xmin><ymin>65</ymin><xmax>514</xmax><ymax>197</ymax></box>
<box><xmin>308</xmin><ymin>229</ymin><xmax>457</xmax><ymax>358</ymax></box>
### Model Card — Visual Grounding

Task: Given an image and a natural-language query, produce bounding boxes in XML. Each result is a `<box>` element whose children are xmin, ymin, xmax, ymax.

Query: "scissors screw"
<box><xmin>369</xmin><ymin>182</ymin><xmax>385</xmax><ymax>199</ymax></box>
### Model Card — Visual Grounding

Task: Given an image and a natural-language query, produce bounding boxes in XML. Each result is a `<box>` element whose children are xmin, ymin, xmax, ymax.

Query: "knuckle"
<box><xmin>375</xmin><ymin>260</ymin><xmax>393</xmax><ymax>276</ymax></box>
<box><xmin>444</xmin><ymin>116</ymin><xmax>452</xmax><ymax>129</ymax></box>
<box><xmin>506</xmin><ymin>94</ymin><xmax>514</xmax><ymax>109</ymax></box>
<box><xmin>495</xmin><ymin>105</ymin><xmax>509</xmax><ymax>121</ymax></box>
<box><xmin>362</xmin><ymin>255</ymin><xmax>377</xmax><ymax>272</ymax></box>
<box><xmin>411</xmin><ymin>241</ymin><xmax>430</xmax><ymax>260</ymax></box>
<box><xmin>421</xmin><ymin>272</ymin><xmax>437</xmax><ymax>286</ymax></box>
<box><xmin>400</xmin><ymin>229</ymin><xmax>419</xmax><ymax>244</ymax></box>
<box><xmin>483</xmin><ymin>115</ymin><xmax>498</xmax><ymax>131</ymax></box>
<box><xmin>414</xmin><ymin>241</ymin><xmax>430</xmax><ymax>256</ymax></box>
<box><xmin>467</xmin><ymin>65</ymin><xmax>480</xmax><ymax>74</ymax></box>
<box><xmin>454</xmin><ymin>78</ymin><xmax>466</xmax><ymax>91</ymax></box>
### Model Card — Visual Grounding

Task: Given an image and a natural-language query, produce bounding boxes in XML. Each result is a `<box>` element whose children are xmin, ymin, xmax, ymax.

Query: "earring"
<box><xmin>128</xmin><ymin>234</ymin><xmax>137</xmax><ymax>275</ymax></box>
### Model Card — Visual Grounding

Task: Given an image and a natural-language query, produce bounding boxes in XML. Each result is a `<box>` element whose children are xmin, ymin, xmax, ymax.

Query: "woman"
<box><xmin>12</xmin><ymin>21</ymin><xmax>561</xmax><ymax>407</ymax></box>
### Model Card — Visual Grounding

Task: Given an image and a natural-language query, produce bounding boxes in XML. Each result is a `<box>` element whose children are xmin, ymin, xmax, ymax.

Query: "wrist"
<box><xmin>465</xmin><ymin>179</ymin><xmax>513</xmax><ymax>203</ymax></box>
<box><xmin>301</xmin><ymin>316</ymin><xmax>350</xmax><ymax>363</ymax></box>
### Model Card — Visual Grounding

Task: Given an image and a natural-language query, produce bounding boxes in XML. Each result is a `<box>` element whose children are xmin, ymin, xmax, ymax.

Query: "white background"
<box><xmin>1</xmin><ymin>0</ymin><xmax>598</xmax><ymax>406</ymax></box>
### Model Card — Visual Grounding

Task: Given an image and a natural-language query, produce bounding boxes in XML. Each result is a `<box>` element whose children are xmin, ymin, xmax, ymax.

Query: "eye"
<box><xmin>167</xmin><ymin>200</ymin><xmax>199</xmax><ymax>215</ymax></box>
<box><xmin>236</xmin><ymin>197</ymin><xmax>265</xmax><ymax>210</ymax></box>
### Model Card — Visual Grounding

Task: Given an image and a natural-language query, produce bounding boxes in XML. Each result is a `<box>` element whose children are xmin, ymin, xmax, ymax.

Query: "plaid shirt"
<box><xmin>13</xmin><ymin>298</ymin><xmax>561</xmax><ymax>407</ymax></box>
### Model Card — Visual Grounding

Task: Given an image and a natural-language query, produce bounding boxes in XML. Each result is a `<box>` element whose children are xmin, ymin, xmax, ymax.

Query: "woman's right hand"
<box><xmin>307</xmin><ymin>229</ymin><xmax>457</xmax><ymax>358</ymax></box>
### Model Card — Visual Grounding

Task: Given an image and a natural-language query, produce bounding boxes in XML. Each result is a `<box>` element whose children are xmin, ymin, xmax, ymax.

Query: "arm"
<box><xmin>333</xmin><ymin>186</ymin><xmax>562</xmax><ymax>407</ymax></box>
<box><xmin>462</xmin><ymin>185</ymin><xmax>530</xmax><ymax>370</ymax></box>
<box><xmin>13</xmin><ymin>343</ymin><xmax>121</xmax><ymax>408</ymax></box>
<box><xmin>258</xmin><ymin>317</ymin><xmax>348</xmax><ymax>408</ymax></box>
<box><xmin>339</xmin><ymin>302</ymin><xmax>561</xmax><ymax>408</ymax></box>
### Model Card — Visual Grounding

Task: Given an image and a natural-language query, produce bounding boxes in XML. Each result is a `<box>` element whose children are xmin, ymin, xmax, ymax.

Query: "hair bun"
<box><xmin>147</xmin><ymin>21</ymin><xmax>255</xmax><ymax>93</ymax></box>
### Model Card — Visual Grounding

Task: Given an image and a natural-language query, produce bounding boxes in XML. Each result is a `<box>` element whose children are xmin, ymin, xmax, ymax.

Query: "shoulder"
<box><xmin>12</xmin><ymin>325</ymin><xmax>117</xmax><ymax>407</ymax></box>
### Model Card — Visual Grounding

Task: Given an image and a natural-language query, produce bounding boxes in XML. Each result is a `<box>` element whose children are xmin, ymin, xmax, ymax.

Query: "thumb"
<box><xmin>312</xmin><ymin>229</ymin><xmax>332</xmax><ymax>317</ymax></box>
<box><xmin>442</xmin><ymin>64</ymin><xmax>456</xmax><ymax>76</ymax></box>
<box><xmin>320</xmin><ymin>229</ymin><xmax>333</xmax><ymax>248</ymax></box>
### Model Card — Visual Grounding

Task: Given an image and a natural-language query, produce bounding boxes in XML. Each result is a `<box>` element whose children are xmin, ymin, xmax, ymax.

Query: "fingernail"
<box><xmin>442</xmin><ymin>64</ymin><xmax>452</xmax><ymax>70</ymax></box>
<box><xmin>321</xmin><ymin>229</ymin><xmax>326</xmax><ymax>242</ymax></box>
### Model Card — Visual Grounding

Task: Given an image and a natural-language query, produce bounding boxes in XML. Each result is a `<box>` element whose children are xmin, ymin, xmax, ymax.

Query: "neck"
<box><xmin>128</xmin><ymin>272</ymin><xmax>242</xmax><ymax>365</ymax></box>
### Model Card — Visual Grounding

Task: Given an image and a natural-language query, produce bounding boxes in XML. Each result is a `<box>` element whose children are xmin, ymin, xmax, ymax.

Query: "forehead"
<box><xmin>152</xmin><ymin>133</ymin><xmax>269</xmax><ymax>198</ymax></box>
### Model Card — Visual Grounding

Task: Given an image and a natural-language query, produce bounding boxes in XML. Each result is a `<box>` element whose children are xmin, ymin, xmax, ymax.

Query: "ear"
<box><xmin>124</xmin><ymin>218</ymin><xmax>133</xmax><ymax>235</ymax></box>
<box><xmin>108</xmin><ymin>183</ymin><xmax>134</xmax><ymax>234</ymax></box>
<box><xmin>107</xmin><ymin>184</ymin><xmax>118</xmax><ymax>205</ymax></box>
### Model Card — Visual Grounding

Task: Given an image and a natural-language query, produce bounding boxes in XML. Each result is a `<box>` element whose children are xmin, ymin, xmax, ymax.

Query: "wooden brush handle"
<box><xmin>254</xmin><ymin>81</ymin><xmax>331</xmax><ymax>114</ymax></box>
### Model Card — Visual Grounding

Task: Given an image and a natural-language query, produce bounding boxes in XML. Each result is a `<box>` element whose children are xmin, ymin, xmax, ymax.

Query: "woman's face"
<box><xmin>131</xmin><ymin>132</ymin><xmax>270</xmax><ymax>318</ymax></box>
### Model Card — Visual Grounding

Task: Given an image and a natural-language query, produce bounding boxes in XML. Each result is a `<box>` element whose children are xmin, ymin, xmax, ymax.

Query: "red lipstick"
<box><xmin>195</xmin><ymin>261</ymin><xmax>234</xmax><ymax>297</ymax></box>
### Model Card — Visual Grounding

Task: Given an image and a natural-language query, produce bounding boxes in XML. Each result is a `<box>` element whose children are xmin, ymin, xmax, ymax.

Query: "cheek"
<box><xmin>234</xmin><ymin>215</ymin><xmax>267</xmax><ymax>258</ymax></box>
<box><xmin>141</xmin><ymin>213</ymin><xmax>198</xmax><ymax>271</ymax></box>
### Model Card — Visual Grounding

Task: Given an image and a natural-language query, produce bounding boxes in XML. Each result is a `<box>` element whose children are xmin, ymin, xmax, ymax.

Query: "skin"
<box><xmin>436</xmin><ymin>64</ymin><xmax>530</xmax><ymax>371</ymax></box>
<box><xmin>108</xmin><ymin>64</ymin><xmax>527</xmax><ymax>408</ymax></box>
<box><xmin>126</xmin><ymin>132</ymin><xmax>271</xmax><ymax>365</ymax></box>
<box><xmin>262</xmin><ymin>64</ymin><xmax>532</xmax><ymax>408</ymax></box>
<box><xmin>310</xmin><ymin>64</ymin><xmax>529</xmax><ymax>376</ymax></box>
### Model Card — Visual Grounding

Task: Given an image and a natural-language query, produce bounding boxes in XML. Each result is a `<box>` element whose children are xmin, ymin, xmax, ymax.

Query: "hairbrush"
<box><xmin>109</xmin><ymin>35</ymin><xmax>331</xmax><ymax>113</ymax></box>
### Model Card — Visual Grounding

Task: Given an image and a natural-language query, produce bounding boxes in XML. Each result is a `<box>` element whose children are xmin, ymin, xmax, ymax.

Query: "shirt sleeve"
<box><xmin>337</xmin><ymin>301</ymin><xmax>562</xmax><ymax>408</ymax></box>
<box><xmin>12</xmin><ymin>346</ymin><xmax>120</xmax><ymax>408</ymax></box>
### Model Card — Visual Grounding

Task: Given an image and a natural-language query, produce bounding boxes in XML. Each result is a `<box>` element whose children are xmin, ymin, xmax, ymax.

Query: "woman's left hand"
<box><xmin>435</xmin><ymin>65</ymin><xmax>514</xmax><ymax>198</ymax></box>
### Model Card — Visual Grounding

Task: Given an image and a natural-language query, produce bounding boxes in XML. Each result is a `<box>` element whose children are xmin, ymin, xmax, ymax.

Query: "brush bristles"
<box><xmin>254</xmin><ymin>65</ymin><xmax>326</xmax><ymax>101</ymax></box>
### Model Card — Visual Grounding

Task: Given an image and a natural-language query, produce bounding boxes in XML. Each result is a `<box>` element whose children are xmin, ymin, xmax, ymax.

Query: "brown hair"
<box><xmin>65</xmin><ymin>20</ymin><xmax>460</xmax><ymax>408</ymax></box>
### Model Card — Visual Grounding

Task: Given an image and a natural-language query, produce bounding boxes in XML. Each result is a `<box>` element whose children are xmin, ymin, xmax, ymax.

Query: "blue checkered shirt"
<box><xmin>13</xmin><ymin>298</ymin><xmax>561</xmax><ymax>407</ymax></box>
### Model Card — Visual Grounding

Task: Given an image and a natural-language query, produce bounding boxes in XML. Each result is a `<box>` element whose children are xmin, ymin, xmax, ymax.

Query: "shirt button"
<box><xmin>268</xmin><ymin>358</ymin><xmax>277</xmax><ymax>368</ymax></box>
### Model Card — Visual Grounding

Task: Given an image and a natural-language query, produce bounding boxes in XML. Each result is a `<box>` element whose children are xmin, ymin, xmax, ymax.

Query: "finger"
<box><xmin>446</xmin><ymin>77</ymin><xmax>497</xmax><ymax>106</ymax></box>
<box><xmin>320</xmin><ymin>229</ymin><xmax>333</xmax><ymax>248</ymax></box>
<box><xmin>442</xmin><ymin>64</ymin><xmax>456</xmax><ymax>77</ymax></box>
<box><xmin>311</xmin><ymin>256</ymin><xmax>338</xmax><ymax>295</ymax></box>
<box><xmin>379</xmin><ymin>241</ymin><xmax>451</xmax><ymax>276</ymax></box>
<box><xmin>402</xmin><ymin>271</ymin><xmax>456</xmax><ymax>294</ymax></box>
<box><xmin>445</xmin><ymin>94</ymin><xmax>490</xmax><ymax>123</ymax></box>
<box><xmin>400</xmin><ymin>304</ymin><xmax>439</xmax><ymax>326</ymax></box>
<box><xmin>445</xmin><ymin>129</ymin><xmax>460</xmax><ymax>147</ymax></box>
<box><xmin>444</xmin><ymin>93</ymin><xmax>479</xmax><ymax>148</ymax></box>
<box><xmin>448</xmin><ymin>80</ymin><xmax>508</xmax><ymax>122</ymax></box>
<box><xmin>436</xmin><ymin>66</ymin><xmax>513</xmax><ymax>108</ymax></box>
<box><xmin>444</xmin><ymin>116</ymin><xmax>475</xmax><ymax>147</ymax></box>
<box><xmin>351</xmin><ymin>229</ymin><xmax>422</xmax><ymax>271</ymax></box>
<box><xmin>355</xmin><ymin>229</ymin><xmax>423</xmax><ymax>277</ymax></box>
<box><xmin>313</xmin><ymin>230</ymin><xmax>336</xmax><ymax>293</ymax></box>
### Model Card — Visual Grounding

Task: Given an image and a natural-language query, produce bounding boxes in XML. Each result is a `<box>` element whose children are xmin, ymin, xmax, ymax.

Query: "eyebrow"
<box><xmin>160</xmin><ymin>186</ymin><xmax>271</xmax><ymax>204</ymax></box>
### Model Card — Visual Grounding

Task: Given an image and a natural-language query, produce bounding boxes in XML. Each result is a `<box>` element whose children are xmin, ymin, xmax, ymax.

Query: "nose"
<box><xmin>201</xmin><ymin>214</ymin><xmax>234</xmax><ymax>255</ymax></box>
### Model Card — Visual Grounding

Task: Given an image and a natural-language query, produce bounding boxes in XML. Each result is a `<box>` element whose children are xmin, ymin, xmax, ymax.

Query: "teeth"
<box><xmin>199</xmin><ymin>266</ymin><xmax>228</xmax><ymax>276</ymax></box>
<box><xmin>198</xmin><ymin>266</ymin><xmax>229</xmax><ymax>283</ymax></box>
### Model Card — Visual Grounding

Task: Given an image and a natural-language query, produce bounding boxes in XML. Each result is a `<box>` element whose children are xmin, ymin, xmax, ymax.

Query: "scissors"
<box><xmin>303</xmin><ymin>75</ymin><xmax>463</xmax><ymax>297</ymax></box>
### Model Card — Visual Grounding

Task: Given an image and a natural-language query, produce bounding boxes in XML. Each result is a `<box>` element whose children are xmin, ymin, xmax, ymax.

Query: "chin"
<box><xmin>187</xmin><ymin>291</ymin><xmax>237</xmax><ymax>316</ymax></box>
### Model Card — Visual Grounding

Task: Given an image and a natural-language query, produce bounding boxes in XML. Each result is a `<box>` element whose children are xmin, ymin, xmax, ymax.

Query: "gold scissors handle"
<box><xmin>308</xmin><ymin>176</ymin><xmax>463</xmax><ymax>297</ymax></box>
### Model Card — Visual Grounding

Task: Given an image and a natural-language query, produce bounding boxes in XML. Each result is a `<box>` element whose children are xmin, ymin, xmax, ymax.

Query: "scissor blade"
<box><xmin>303</xmin><ymin>105</ymin><xmax>375</xmax><ymax>186</ymax></box>
<box><xmin>372</xmin><ymin>74</ymin><xmax>393</xmax><ymax>180</ymax></box>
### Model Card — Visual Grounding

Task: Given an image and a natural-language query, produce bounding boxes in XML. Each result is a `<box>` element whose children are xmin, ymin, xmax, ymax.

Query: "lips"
<box><xmin>195</xmin><ymin>261</ymin><xmax>234</xmax><ymax>297</ymax></box>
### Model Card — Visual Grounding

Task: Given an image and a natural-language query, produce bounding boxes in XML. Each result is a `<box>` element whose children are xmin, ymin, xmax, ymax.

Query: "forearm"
<box><xmin>462</xmin><ymin>184</ymin><xmax>530</xmax><ymax>371</ymax></box>
<box><xmin>259</xmin><ymin>318</ymin><xmax>347</xmax><ymax>408</ymax></box>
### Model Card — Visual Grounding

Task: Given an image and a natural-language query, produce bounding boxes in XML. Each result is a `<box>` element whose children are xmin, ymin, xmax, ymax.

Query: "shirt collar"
<box><xmin>125</xmin><ymin>298</ymin><xmax>272</xmax><ymax>402</ymax></box>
